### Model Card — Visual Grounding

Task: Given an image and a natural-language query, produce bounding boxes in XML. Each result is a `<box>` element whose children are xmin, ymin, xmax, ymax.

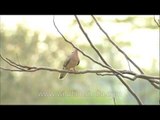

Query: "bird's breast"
<box><xmin>66</xmin><ymin>55</ymin><xmax>79</xmax><ymax>69</ymax></box>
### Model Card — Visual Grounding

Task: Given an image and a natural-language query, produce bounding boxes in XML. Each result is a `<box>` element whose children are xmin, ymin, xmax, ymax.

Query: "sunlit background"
<box><xmin>0</xmin><ymin>15</ymin><xmax>159</xmax><ymax>104</ymax></box>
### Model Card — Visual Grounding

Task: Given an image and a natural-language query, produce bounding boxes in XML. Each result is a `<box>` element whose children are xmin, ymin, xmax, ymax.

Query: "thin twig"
<box><xmin>116</xmin><ymin>75</ymin><xmax>143</xmax><ymax>105</ymax></box>
<box><xmin>153</xmin><ymin>15</ymin><xmax>160</xmax><ymax>103</ymax></box>
<box><xmin>97</xmin><ymin>72</ymin><xmax>160</xmax><ymax>84</ymax></box>
<box><xmin>96</xmin><ymin>73</ymin><xmax>115</xmax><ymax>76</ymax></box>
<box><xmin>0</xmin><ymin>67</ymin><xmax>23</xmax><ymax>72</ymax></box>
<box><xmin>6</xmin><ymin>58</ymin><xmax>37</xmax><ymax>70</ymax></box>
<box><xmin>1</xmin><ymin>16</ymin><xmax>159</xmax><ymax>105</ymax></box>
<box><xmin>53</xmin><ymin>16</ymin><xmax>107</xmax><ymax>69</ymax></box>
<box><xmin>0</xmin><ymin>54</ymin><xmax>26</xmax><ymax>71</ymax></box>
<box><xmin>1</xmin><ymin>54</ymin><xmax>159</xmax><ymax>84</ymax></box>
<box><xmin>74</xmin><ymin>15</ymin><xmax>110</xmax><ymax>67</ymax></box>
<box><xmin>126</xmin><ymin>57</ymin><xmax>131</xmax><ymax>71</ymax></box>
<box><xmin>92</xmin><ymin>15</ymin><xmax>160</xmax><ymax>90</ymax></box>
<box><xmin>154</xmin><ymin>16</ymin><xmax>160</xmax><ymax>27</ymax></box>
<box><xmin>74</xmin><ymin>16</ymin><xmax>143</xmax><ymax>104</ymax></box>
<box><xmin>113</xmin><ymin>96</ymin><xmax>116</xmax><ymax>105</ymax></box>
<box><xmin>74</xmin><ymin>15</ymin><xmax>137</xmax><ymax>84</ymax></box>
<box><xmin>53</xmin><ymin>16</ymin><xmax>126</xmax><ymax>79</ymax></box>
<box><xmin>1</xmin><ymin>54</ymin><xmax>159</xmax><ymax>104</ymax></box>
<box><xmin>91</xmin><ymin>15</ymin><xmax>144</xmax><ymax>74</ymax></box>
<box><xmin>150</xmin><ymin>82</ymin><xmax>160</xmax><ymax>89</ymax></box>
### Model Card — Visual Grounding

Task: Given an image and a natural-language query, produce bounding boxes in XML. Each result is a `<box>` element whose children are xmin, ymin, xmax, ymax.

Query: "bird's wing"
<box><xmin>63</xmin><ymin>49</ymin><xmax>79</xmax><ymax>69</ymax></box>
<box><xmin>77</xmin><ymin>59</ymin><xmax>80</xmax><ymax>66</ymax></box>
<box><xmin>63</xmin><ymin>54</ymin><xmax>72</xmax><ymax>68</ymax></box>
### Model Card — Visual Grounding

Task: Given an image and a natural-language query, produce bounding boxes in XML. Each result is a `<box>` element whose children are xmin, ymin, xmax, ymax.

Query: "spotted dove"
<box><xmin>59</xmin><ymin>49</ymin><xmax>80</xmax><ymax>79</ymax></box>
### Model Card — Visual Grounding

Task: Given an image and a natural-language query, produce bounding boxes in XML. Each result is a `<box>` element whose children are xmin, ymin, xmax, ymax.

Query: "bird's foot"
<box><xmin>70</xmin><ymin>68</ymin><xmax>77</xmax><ymax>72</ymax></box>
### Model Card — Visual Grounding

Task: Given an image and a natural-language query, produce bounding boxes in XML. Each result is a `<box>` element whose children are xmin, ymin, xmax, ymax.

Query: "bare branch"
<box><xmin>53</xmin><ymin>16</ymin><xmax>127</xmax><ymax>80</ymax></box>
<box><xmin>6</xmin><ymin>57</ymin><xmax>37</xmax><ymax>70</ymax></box>
<box><xmin>53</xmin><ymin>16</ymin><xmax>108</xmax><ymax>69</ymax></box>
<box><xmin>74</xmin><ymin>16</ymin><xmax>143</xmax><ymax>104</ymax></box>
<box><xmin>1</xmin><ymin>16</ymin><xmax>159</xmax><ymax>105</ymax></box>
<box><xmin>1</xmin><ymin>53</ymin><xmax>159</xmax><ymax>104</ymax></box>
<box><xmin>1</xmin><ymin>55</ymin><xmax>158</xmax><ymax>103</ymax></box>
<box><xmin>91</xmin><ymin>15</ymin><xmax>160</xmax><ymax>90</ymax></box>
<box><xmin>0</xmin><ymin>67</ymin><xmax>23</xmax><ymax>72</ymax></box>
<box><xmin>113</xmin><ymin>96</ymin><xmax>116</xmax><ymax>105</ymax></box>
<box><xmin>96</xmin><ymin>73</ymin><xmax>115</xmax><ymax>76</ymax></box>
<box><xmin>96</xmin><ymin>72</ymin><xmax>160</xmax><ymax>84</ymax></box>
<box><xmin>0</xmin><ymin>54</ymin><xmax>26</xmax><ymax>71</ymax></box>
<box><xmin>91</xmin><ymin>15</ymin><xmax>144</xmax><ymax>74</ymax></box>
<box><xmin>1</xmin><ymin>54</ymin><xmax>159</xmax><ymax>84</ymax></box>
<box><xmin>116</xmin><ymin>75</ymin><xmax>143</xmax><ymax>105</ymax></box>
<box><xmin>133</xmin><ymin>74</ymin><xmax>160</xmax><ymax>81</ymax></box>
<box><xmin>74</xmin><ymin>15</ymin><xmax>110</xmax><ymax>67</ymax></box>
<box><xmin>149</xmin><ymin>82</ymin><xmax>160</xmax><ymax>89</ymax></box>
<box><xmin>154</xmin><ymin>16</ymin><xmax>160</xmax><ymax>27</ymax></box>
<box><xmin>153</xmin><ymin>19</ymin><xmax>159</xmax><ymax>94</ymax></box>
<box><xmin>54</xmin><ymin>15</ymin><xmax>159</xmax><ymax>104</ymax></box>
<box><xmin>126</xmin><ymin>57</ymin><xmax>131</xmax><ymax>71</ymax></box>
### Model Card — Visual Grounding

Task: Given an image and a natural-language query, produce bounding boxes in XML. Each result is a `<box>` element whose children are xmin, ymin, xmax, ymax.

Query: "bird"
<box><xmin>59</xmin><ymin>49</ymin><xmax>80</xmax><ymax>79</ymax></box>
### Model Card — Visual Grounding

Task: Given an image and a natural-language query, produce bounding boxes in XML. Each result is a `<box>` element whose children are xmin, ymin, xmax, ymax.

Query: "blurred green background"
<box><xmin>0</xmin><ymin>15</ymin><xmax>159</xmax><ymax>104</ymax></box>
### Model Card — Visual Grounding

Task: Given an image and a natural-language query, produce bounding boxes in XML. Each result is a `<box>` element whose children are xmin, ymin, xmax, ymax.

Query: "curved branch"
<box><xmin>1</xmin><ymin>53</ymin><xmax>159</xmax><ymax>104</ymax></box>
<box><xmin>91</xmin><ymin>15</ymin><xmax>144</xmax><ymax>74</ymax></box>
<box><xmin>53</xmin><ymin>16</ymin><xmax>107</xmax><ymax>69</ymax></box>
<box><xmin>53</xmin><ymin>16</ymin><xmax>127</xmax><ymax>80</ymax></box>
<box><xmin>154</xmin><ymin>16</ymin><xmax>160</xmax><ymax>27</ymax></box>
<box><xmin>1</xmin><ymin>54</ymin><xmax>159</xmax><ymax>84</ymax></box>
<box><xmin>116</xmin><ymin>75</ymin><xmax>143</xmax><ymax>105</ymax></box>
<box><xmin>1</xmin><ymin>16</ymin><xmax>159</xmax><ymax>105</ymax></box>
<box><xmin>74</xmin><ymin>15</ymin><xmax>143</xmax><ymax>104</ymax></box>
<box><xmin>91</xmin><ymin>15</ymin><xmax>160</xmax><ymax>90</ymax></box>
<box><xmin>74</xmin><ymin>15</ymin><xmax>110</xmax><ymax>67</ymax></box>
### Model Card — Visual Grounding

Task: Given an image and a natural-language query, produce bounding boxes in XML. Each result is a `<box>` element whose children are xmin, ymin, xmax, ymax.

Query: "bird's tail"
<box><xmin>59</xmin><ymin>72</ymin><xmax>67</xmax><ymax>79</ymax></box>
<box><xmin>59</xmin><ymin>67</ymin><xmax>67</xmax><ymax>79</ymax></box>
